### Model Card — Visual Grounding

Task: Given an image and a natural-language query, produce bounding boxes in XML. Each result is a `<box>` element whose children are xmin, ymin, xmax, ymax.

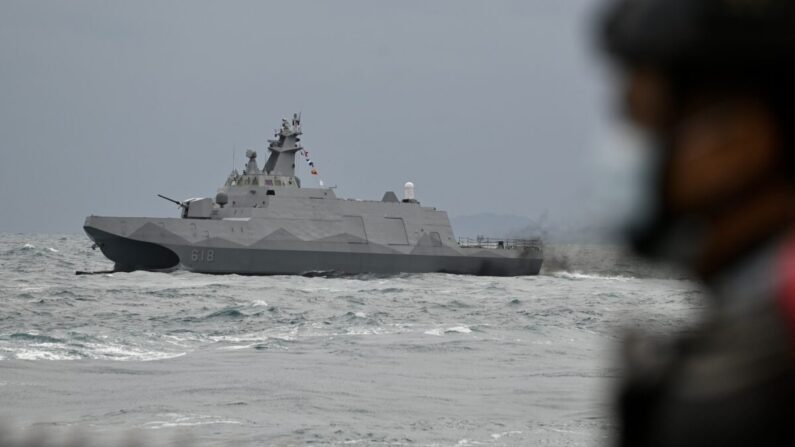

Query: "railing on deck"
<box><xmin>457</xmin><ymin>236</ymin><xmax>543</xmax><ymax>252</ymax></box>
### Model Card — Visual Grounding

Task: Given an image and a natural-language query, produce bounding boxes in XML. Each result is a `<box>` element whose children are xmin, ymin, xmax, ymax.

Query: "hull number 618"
<box><xmin>191</xmin><ymin>249</ymin><xmax>214</xmax><ymax>262</ymax></box>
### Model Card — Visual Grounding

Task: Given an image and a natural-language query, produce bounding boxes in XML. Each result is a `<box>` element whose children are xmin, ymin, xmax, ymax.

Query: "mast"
<box><xmin>264</xmin><ymin>113</ymin><xmax>302</xmax><ymax>177</ymax></box>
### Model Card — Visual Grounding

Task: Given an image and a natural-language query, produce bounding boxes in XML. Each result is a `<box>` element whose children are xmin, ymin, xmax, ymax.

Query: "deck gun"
<box><xmin>158</xmin><ymin>194</ymin><xmax>214</xmax><ymax>219</ymax></box>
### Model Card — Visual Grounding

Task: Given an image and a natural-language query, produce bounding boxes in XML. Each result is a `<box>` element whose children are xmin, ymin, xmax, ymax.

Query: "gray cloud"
<box><xmin>0</xmin><ymin>0</ymin><xmax>609</xmax><ymax>233</ymax></box>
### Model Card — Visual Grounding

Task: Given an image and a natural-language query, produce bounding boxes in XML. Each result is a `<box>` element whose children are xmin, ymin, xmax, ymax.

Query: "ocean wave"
<box><xmin>434</xmin><ymin>299</ymin><xmax>474</xmax><ymax>310</ymax></box>
<box><xmin>552</xmin><ymin>271</ymin><xmax>634</xmax><ymax>281</ymax></box>
<box><xmin>217</xmin><ymin>343</ymin><xmax>257</xmax><ymax>351</ymax></box>
<box><xmin>204</xmin><ymin>308</ymin><xmax>247</xmax><ymax>319</ymax></box>
<box><xmin>143</xmin><ymin>413</ymin><xmax>243</xmax><ymax>430</ymax></box>
<box><xmin>6</xmin><ymin>332</ymin><xmax>64</xmax><ymax>344</ymax></box>
<box><xmin>424</xmin><ymin>325</ymin><xmax>473</xmax><ymax>336</ymax></box>
<box><xmin>2</xmin><ymin>344</ymin><xmax>186</xmax><ymax>362</ymax></box>
<box><xmin>0</xmin><ymin>332</ymin><xmax>188</xmax><ymax>362</ymax></box>
<box><xmin>13</xmin><ymin>345</ymin><xmax>82</xmax><ymax>361</ymax></box>
<box><xmin>4</xmin><ymin>243</ymin><xmax>62</xmax><ymax>258</ymax></box>
<box><xmin>211</xmin><ymin>327</ymin><xmax>298</xmax><ymax>345</ymax></box>
<box><xmin>81</xmin><ymin>342</ymin><xmax>186</xmax><ymax>361</ymax></box>
<box><xmin>345</xmin><ymin>327</ymin><xmax>386</xmax><ymax>336</ymax></box>
<box><xmin>332</xmin><ymin>311</ymin><xmax>383</xmax><ymax>326</ymax></box>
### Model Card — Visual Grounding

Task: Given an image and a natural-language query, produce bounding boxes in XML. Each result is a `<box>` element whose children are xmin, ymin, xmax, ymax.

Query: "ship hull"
<box><xmin>84</xmin><ymin>218</ymin><xmax>542</xmax><ymax>276</ymax></box>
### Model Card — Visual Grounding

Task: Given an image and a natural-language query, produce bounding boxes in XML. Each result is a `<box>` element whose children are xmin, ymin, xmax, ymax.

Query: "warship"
<box><xmin>83</xmin><ymin>114</ymin><xmax>543</xmax><ymax>276</ymax></box>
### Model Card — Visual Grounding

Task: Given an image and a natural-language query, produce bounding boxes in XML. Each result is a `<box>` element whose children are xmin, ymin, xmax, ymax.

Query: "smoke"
<box><xmin>540</xmin><ymin>244</ymin><xmax>687</xmax><ymax>279</ymax></box>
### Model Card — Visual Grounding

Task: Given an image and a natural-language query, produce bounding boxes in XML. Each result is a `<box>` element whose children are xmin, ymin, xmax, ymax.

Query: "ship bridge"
<box><xmin>224</xmin><ymin>113</ymin><xmax>305</xmax><ymax>190</ymax></box>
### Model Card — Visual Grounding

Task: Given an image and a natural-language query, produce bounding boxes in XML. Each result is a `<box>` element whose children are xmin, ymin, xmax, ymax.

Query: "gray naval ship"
<box><xmin>84</xmin><ymin>114</ymin><xmax>543</xmax><ymax>276</ymax></box>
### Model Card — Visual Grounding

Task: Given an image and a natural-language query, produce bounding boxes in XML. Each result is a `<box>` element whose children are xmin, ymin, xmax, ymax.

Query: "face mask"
<box><xmin>593</xmin><ymin>120</ymin><xmax>707</xmax><ymax>266</ymax></box>
<box><xmin>591</xmin><ymin>120</ymin><xmax>659</xmax><ymax>239</ymax></box>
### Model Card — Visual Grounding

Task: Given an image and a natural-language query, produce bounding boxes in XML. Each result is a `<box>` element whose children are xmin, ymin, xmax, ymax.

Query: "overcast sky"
<box><xmin>0</xmin><ymin>0</ymin><xmax>615</xmax><ymax>234</ymax></box>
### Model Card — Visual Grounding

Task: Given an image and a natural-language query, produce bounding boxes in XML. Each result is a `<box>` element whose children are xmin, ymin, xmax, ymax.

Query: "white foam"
<box><xmin>144</xmin><ymin>413</ymin><xmax>242</xmax><ymax>430</ymax></box>
<box><xmin>424</xmin><ymin>326</ymin><xmax>472</xmax><ymax>336</ymax></box>
<box><xmin>22</xmin><ymin>243</ymin><xmax>35</xmax><ymax>249</ymax></box>
<box><xmin>47</xmin><ymin>247</ymin><xmax>58</xmax><ymax>253</ymax></box>
<box><xmin>161</xmin><ymin>335</ymin><xmax>199</xmax><ymax>347</ymax></box>
<box><xmin>346</xmin><ymin>327</ymin><xmax>383</xmax><ymax>336</ymax></box>
<box><xmin>83</xmin><ymin>342</ymin><xmax>186</xmax><ymax>361</ymax></box>
<box><xmin>268</xmin><ymin>329</ymin><xmax>297</xmax><ymax>341</ymax></box>
<box><xmin>211</xmin><ymin>335</ymin><xmax>251</xmax><ymax>343</ymax></box>
<box><xmin>218</xmin><ymin>344</ymin><xmax>256</xmax><ymax>351</ymax></box>
<box><xmin>249</xmin><ymin>300</ymin><xmax>268</xmax><ymax>307</ymax></box>
<box><xmin>148</xmin><ymin>420</ymin><xmax>242</xmax><ymax>428</ymax></box>
<box><xmin>491</xmin><ymin>430</ymin><xmax>523</xmax><ymax>440</ymax></box>
<box><xmin>554</xmin><ymin>271</ymin><xmax>633</xmax><ymax>281</ymax></box>
<box><xmin>211</xmin><ymin>327</ymin><xmax>296</xmax><ymax>344</ymax></box>
<box><xmin>14</xmin><ymin>349</ymin><xmax>81</xmax><ymax>361</ymax></box>
<box><xmin>354</xmin><ymin>311</ymin><xmax>367</xmax><ymax>318</ymax></box>
<box><xmin>7</xmin><ymin>341</ymin><xmax>187</xmax><ymax>361</ymax></box>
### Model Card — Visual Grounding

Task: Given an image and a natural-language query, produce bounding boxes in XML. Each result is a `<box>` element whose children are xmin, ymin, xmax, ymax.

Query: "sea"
<box><xmin>0</xmin><ymin>233</ymin><xmax>705</xmax><ymax>446</ymax></box>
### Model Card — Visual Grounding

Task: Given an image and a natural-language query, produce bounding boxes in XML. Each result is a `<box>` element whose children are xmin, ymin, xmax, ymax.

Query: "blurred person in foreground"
<box><xmin>599</xmin><ymin>0</ymin><xmax>795</xmax><ymax>445</ymax></box>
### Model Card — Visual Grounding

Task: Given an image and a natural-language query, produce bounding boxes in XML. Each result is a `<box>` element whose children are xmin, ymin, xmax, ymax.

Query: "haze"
<box><xmin>0</xmin><ymin>1</ymin><xmax>611</xmax><ymax>234</ymax></box>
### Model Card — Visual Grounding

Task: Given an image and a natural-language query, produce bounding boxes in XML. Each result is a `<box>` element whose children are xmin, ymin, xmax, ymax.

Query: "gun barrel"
<box><xmin>157</xmin><ymin>194</ymin><xmax>186</xmax><ymax>208</ymax></box>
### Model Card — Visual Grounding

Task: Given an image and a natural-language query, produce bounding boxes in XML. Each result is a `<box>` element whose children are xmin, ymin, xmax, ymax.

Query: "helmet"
<box><xmin>602</xmin><ymin>0</ymin><xmax>795</xmax><ymax>86</ymax></box>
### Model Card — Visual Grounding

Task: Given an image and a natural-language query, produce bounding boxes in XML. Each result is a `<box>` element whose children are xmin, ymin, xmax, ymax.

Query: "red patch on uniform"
<box><xmin>776</xmin><ymin>234</ymin><xmax>795</xmax><ymax>337</ymax></box>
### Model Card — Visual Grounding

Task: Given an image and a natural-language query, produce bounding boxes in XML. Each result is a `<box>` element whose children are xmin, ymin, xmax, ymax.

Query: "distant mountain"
<box><xmin>450</xmin><ymin>213</ymin><xmax>532</xmax><ymax>239</ymax></box>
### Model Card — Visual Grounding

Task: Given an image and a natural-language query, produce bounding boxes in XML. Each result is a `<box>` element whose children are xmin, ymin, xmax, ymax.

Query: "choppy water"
<box><xmin>0</xmin><ymin>233</ymin><xmax>704</xmax><ymax>446</ymax></box>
